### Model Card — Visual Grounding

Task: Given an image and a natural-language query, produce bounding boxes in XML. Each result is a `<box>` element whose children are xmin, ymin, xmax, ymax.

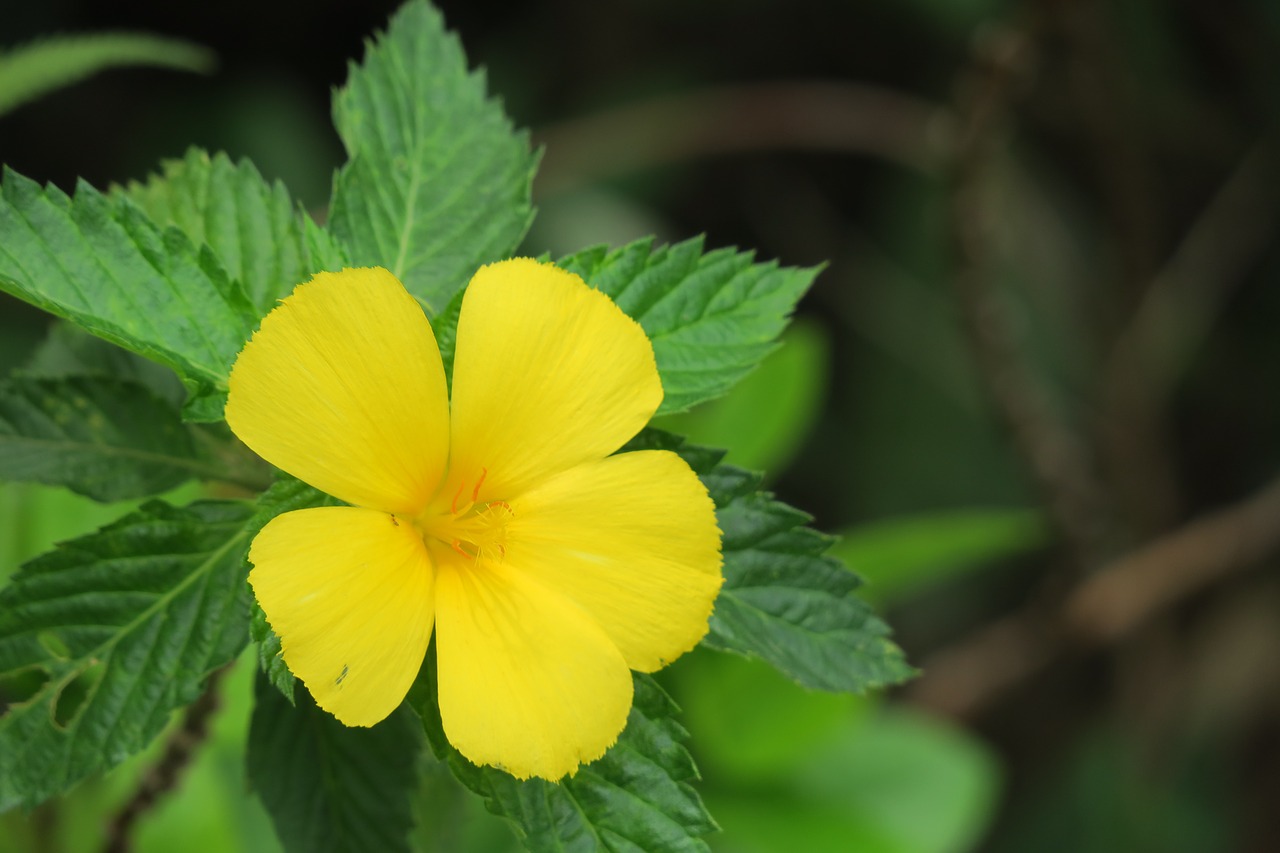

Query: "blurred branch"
<box><xmin>1066</xmin><ymin>472</ymin><xmax>1280</xmax><ymax>642</ymax></box>
<box><xmin>909</xmin><ymin>471</ymin><xmax>1280</xmax><ymax>719</ymax></box>
<box><xmin>1100</xmin><ymin>139</ymin><xmax>1278</xmax><ymax>532</ymax></box>
<box><xmin>1106</xmin><ymin>139</ymin><xmax>1278</xmax><ymax>405</ymax></box>
<box><xmin>103</xmin><ymin>668</ymin><xmax>226</xmax><ymax>853</ymax></box>
<box><xmin>948</xmin><ymin>24</ymin><xmax>1116</xmax><ymax>569</ymax></box>
<box><xmin>1048</xmin><ymin>0</ymin><xmax>1163</xmax><ymax>291</ymax></box>
<box><xmin>534</xmin><ymin>81</ymin><xmax>956</xmax><ymax>196</ymax></box>
<box><xmin>1046</xmin><ymin>0</ymin><xmax>1186</xmax><ymax>533</ymax></box>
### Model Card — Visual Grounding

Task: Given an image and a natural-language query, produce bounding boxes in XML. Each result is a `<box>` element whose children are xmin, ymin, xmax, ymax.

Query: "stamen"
<box><xmin>426</xmin><ymin>468</ymin><xmax>512</xmax><ymax>565</ymax></box>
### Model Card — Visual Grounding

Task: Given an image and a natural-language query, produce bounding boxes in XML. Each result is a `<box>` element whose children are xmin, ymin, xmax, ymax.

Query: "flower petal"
<box><xmin>249</xmin><ymin>506</ymin><xmax>434</xmax><ymax>727</ymax></box>
<box><xmin>434</xmin><ymin>551</ymin><xmax>633</xmax><ymax>780</ymax></box>
<box><xmin>446</xmin><ymin>258</ymin><xmax>662</xmax><ymax>503</ymax></box>
<box><xmin>227</xmin><ymin>267</ymin><xmax>449</xmax><ymax>516</ymax></box>
<box><xmin>506</xmin><ymin>450</ymin><xmax>723</xmax><ymax>671</ymax></box>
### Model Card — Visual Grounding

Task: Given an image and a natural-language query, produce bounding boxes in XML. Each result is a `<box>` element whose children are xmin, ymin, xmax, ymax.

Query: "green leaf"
<box><xmin>654</xmin><ymin>319</ymin><xmax>830</xmax><ymax>475</ymax></box>
<box><xmin>122</xmin><ymin>147</ymin><xmax>333</xmax><ymax>314</ymax></box>
<box><xmin>558</xmin><ymin>237</ymin><xmax>819</xmax><ymax>414</ymax></box>
<box><xmin>0</xmin><ymin>499</ymin><xmax>254</xmax><ymax>811</ymax></box>
<box><xmin>0</xmin><ymin>168</ymin><xmax>258</xmax><ymax>421</ymax></box>
<box><xmin>328</xmin><ymin>0</ymin><xmax>537</xmax><ymax>313</ymax></box>
<box><xmin>829</xmin><ymin>508</ymin><xmax>1049</xmax><ymax>604</ymax></box>
<box><xmin>0</xmin><ymin>32</ymin><xmax>214</xmax><ymax>118</ymax></box>
<box><xmin>627</xmin><ymin>430</ymin><xmax>913</xmax><ymax>692</ymax></box>
<box><xmin>415</xmin><ymin>663</ymin><xmax>715</xmax><ymax>853</ymax></box>
<box><xmin>0</xmin><ymin>374</ymin><xmax>215</xmax><ymax>501</ymax></box>
<box><xmin>25</xmin><ymin>319</ymin><xmax>186</xmax><ymax>408</ymax></box>
<box><xmin>248</xmin><ymin>669</ymin><xmax>421</xmax><ymax>853</ymax></box>
<box><xmin>703</xmin><ymin>707</ymin><xmax>1001</xmax><ymax>853</ymax></box>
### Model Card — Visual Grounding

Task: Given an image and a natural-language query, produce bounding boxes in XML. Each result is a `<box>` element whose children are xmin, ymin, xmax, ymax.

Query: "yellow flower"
<box><xmin>225</xmin><ymin>260</ymin><xmax>723</xmax><ymax>780</ymax></box>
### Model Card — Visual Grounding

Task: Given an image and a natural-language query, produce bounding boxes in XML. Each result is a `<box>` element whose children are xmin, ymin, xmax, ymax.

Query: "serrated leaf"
<box><xmin>0</xmin><ymin>374</ymin><xmax>211</xmax><ymax>501</ymax></box>
<box><xmin>0</xmin><ymin>499</ymin><xmax>254</xmax><ymax>811</ymax></box>
<box><xmin>123</xmin><ymin>147</ymin><xmax>331</xmax><ymax>313</ymax></box>
<box><xmin>627</xmin><ymin>430</ymin><xmax>914</xmax><ymax>692</ymax></box>
<box><xmin>246</xmin><ymin>475</ymin><xmax>343</xmax><ymax>702</ymax></box>
<box><xmin>0</xmin><ymin>168</ymin><xmax>257</xmax><ymax>421</ymax></box>
<box><xmin>328</xmin><ymin>0</ymin><xmax>536</xmax><ymax>313</ymax></box>
<box><xmin>558</xmin><ymin>237</ymin><xmax>819</xmax><ymax>414</ymax></box>
<box><xmin>248</xmin><ymin>669</ymin><xmax>421</xmax><ymax>853</ymax></box>
<box><xmin>415</xmin><ymin>663</ymin><xmax>715</xmax><ymax>853</ymax></box>
<box><xmin>0</xmin><ymin>32</ymin><xmax>214</xmax><ymax>118</ymax></box>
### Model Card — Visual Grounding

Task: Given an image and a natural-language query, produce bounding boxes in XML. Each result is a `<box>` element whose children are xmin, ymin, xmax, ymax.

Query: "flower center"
<box><xmin>415</xmin><ymin>467</ymin><xmax>513</xmax><ymax>563</ymax></box>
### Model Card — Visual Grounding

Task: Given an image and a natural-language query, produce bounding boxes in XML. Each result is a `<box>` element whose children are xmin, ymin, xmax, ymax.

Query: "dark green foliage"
<box><xmin>248</xmin><ymin>670</ymin><xmax>422</xmax><ymax>853</ymax></box>
<box><xmin>0</xmin><ymin>500</ymin><xmax>254</xmax><ymax>810</ymax></box>
<box><xmin>0</xmin><ymin>375</ymin><xmax>205</xmax><ymax>501</ymax></box>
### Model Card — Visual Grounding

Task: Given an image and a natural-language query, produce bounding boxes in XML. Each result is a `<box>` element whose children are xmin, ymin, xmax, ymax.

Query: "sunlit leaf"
<box><xmin>0</xmin><ymin>168</ymin><xmax>257</xmax><ymax>421</ymax></box>
<box><xmin>124</xmin><ymin>148</ymin><xmax>332</xmax><ymax>314</ymax></box>
<box><xmin>328</xmin><ymin>0</ymin><xmax>536</xmax><ymax>313</ymax></box>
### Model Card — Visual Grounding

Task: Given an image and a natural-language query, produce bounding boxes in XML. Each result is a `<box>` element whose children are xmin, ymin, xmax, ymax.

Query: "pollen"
<box><xmin>419</xmin><ymin>470</ymin><xmax>513</xmax><ymax>564</ymax></box>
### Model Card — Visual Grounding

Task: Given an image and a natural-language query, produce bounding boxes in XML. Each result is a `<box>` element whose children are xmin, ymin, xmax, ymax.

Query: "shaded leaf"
<box><xmin>0</xmin><ymin>374</ymin><xmax>210</xmax><ymax>501</ymax></box>
<box><xmin>25</xmin><ymin>320</ymin><xmax>186</xmax><ymax>408</ymax></box>
<box><xmin>248</xmin><ymin>669</ymin><xmax>421</xmax><ymax>853</ymax></box>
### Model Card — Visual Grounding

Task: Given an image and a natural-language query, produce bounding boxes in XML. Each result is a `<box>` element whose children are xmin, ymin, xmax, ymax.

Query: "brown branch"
<box><xmin>1065</xmin><ymin>473</ymin><xmax>1280</xmax><ymax>643</ymax></box>
<box><xmin>907</xmin><ymin>471</ymin><xmax>1280</xmax><ymax>719</ymax></box>
<box><xmin>533</xmin><ymin>81</ymin><xmax>956</xmax><ymax>196</ymax></box>
<box><xmin>102</xmin><ymin>668</ymin><xmax>227</xmax><ymax>853</ymax></box>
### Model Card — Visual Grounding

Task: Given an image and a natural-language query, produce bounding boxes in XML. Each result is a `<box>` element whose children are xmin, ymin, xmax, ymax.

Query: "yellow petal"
<box><xmin>446</xmin><ymin>258</ymin><xmax>662</xmax><ymax>503</ymax></box>
<box><xmin>506</xmin><ymin>450</ymin><xmax>723</xmax><ymax>671</ymax></box>
<box><xmin>227</xmin><ymin>267</ymin><xmax>449</xmax><ymax>516</ymax></box>
<box><xmin>249</xmin><ymin>506</ymin><xmax>434</xmax><ymax>727</ymax></box>
<box><xmin>433</xmin><ymin>551</ymin><xmax>633</xmax><ymax>780</ymax></box>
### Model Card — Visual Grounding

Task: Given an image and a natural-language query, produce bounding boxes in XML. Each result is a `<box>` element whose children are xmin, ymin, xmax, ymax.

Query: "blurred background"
<box><xmin>3</xmin><ymin>0</ymin><xmax>1279</xmax><ymax>851</ymax></box>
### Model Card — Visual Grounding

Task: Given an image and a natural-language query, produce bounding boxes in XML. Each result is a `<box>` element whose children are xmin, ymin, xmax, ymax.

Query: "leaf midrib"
<box><xmin>0</xmin><ymin>432</ymin><xmax>233</xmax><ymax>483</ymax></box>
<box><xmin>0</xmin><ymin>513</ymin><xmax>250</xmax><ymax>745</ymax></box>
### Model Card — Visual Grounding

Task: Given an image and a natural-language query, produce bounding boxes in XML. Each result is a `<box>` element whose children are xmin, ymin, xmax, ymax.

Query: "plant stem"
<box><xmin>102</xmin><ymin>668</ymin><xmax>227</xmax><ymax>853</ymax></box>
